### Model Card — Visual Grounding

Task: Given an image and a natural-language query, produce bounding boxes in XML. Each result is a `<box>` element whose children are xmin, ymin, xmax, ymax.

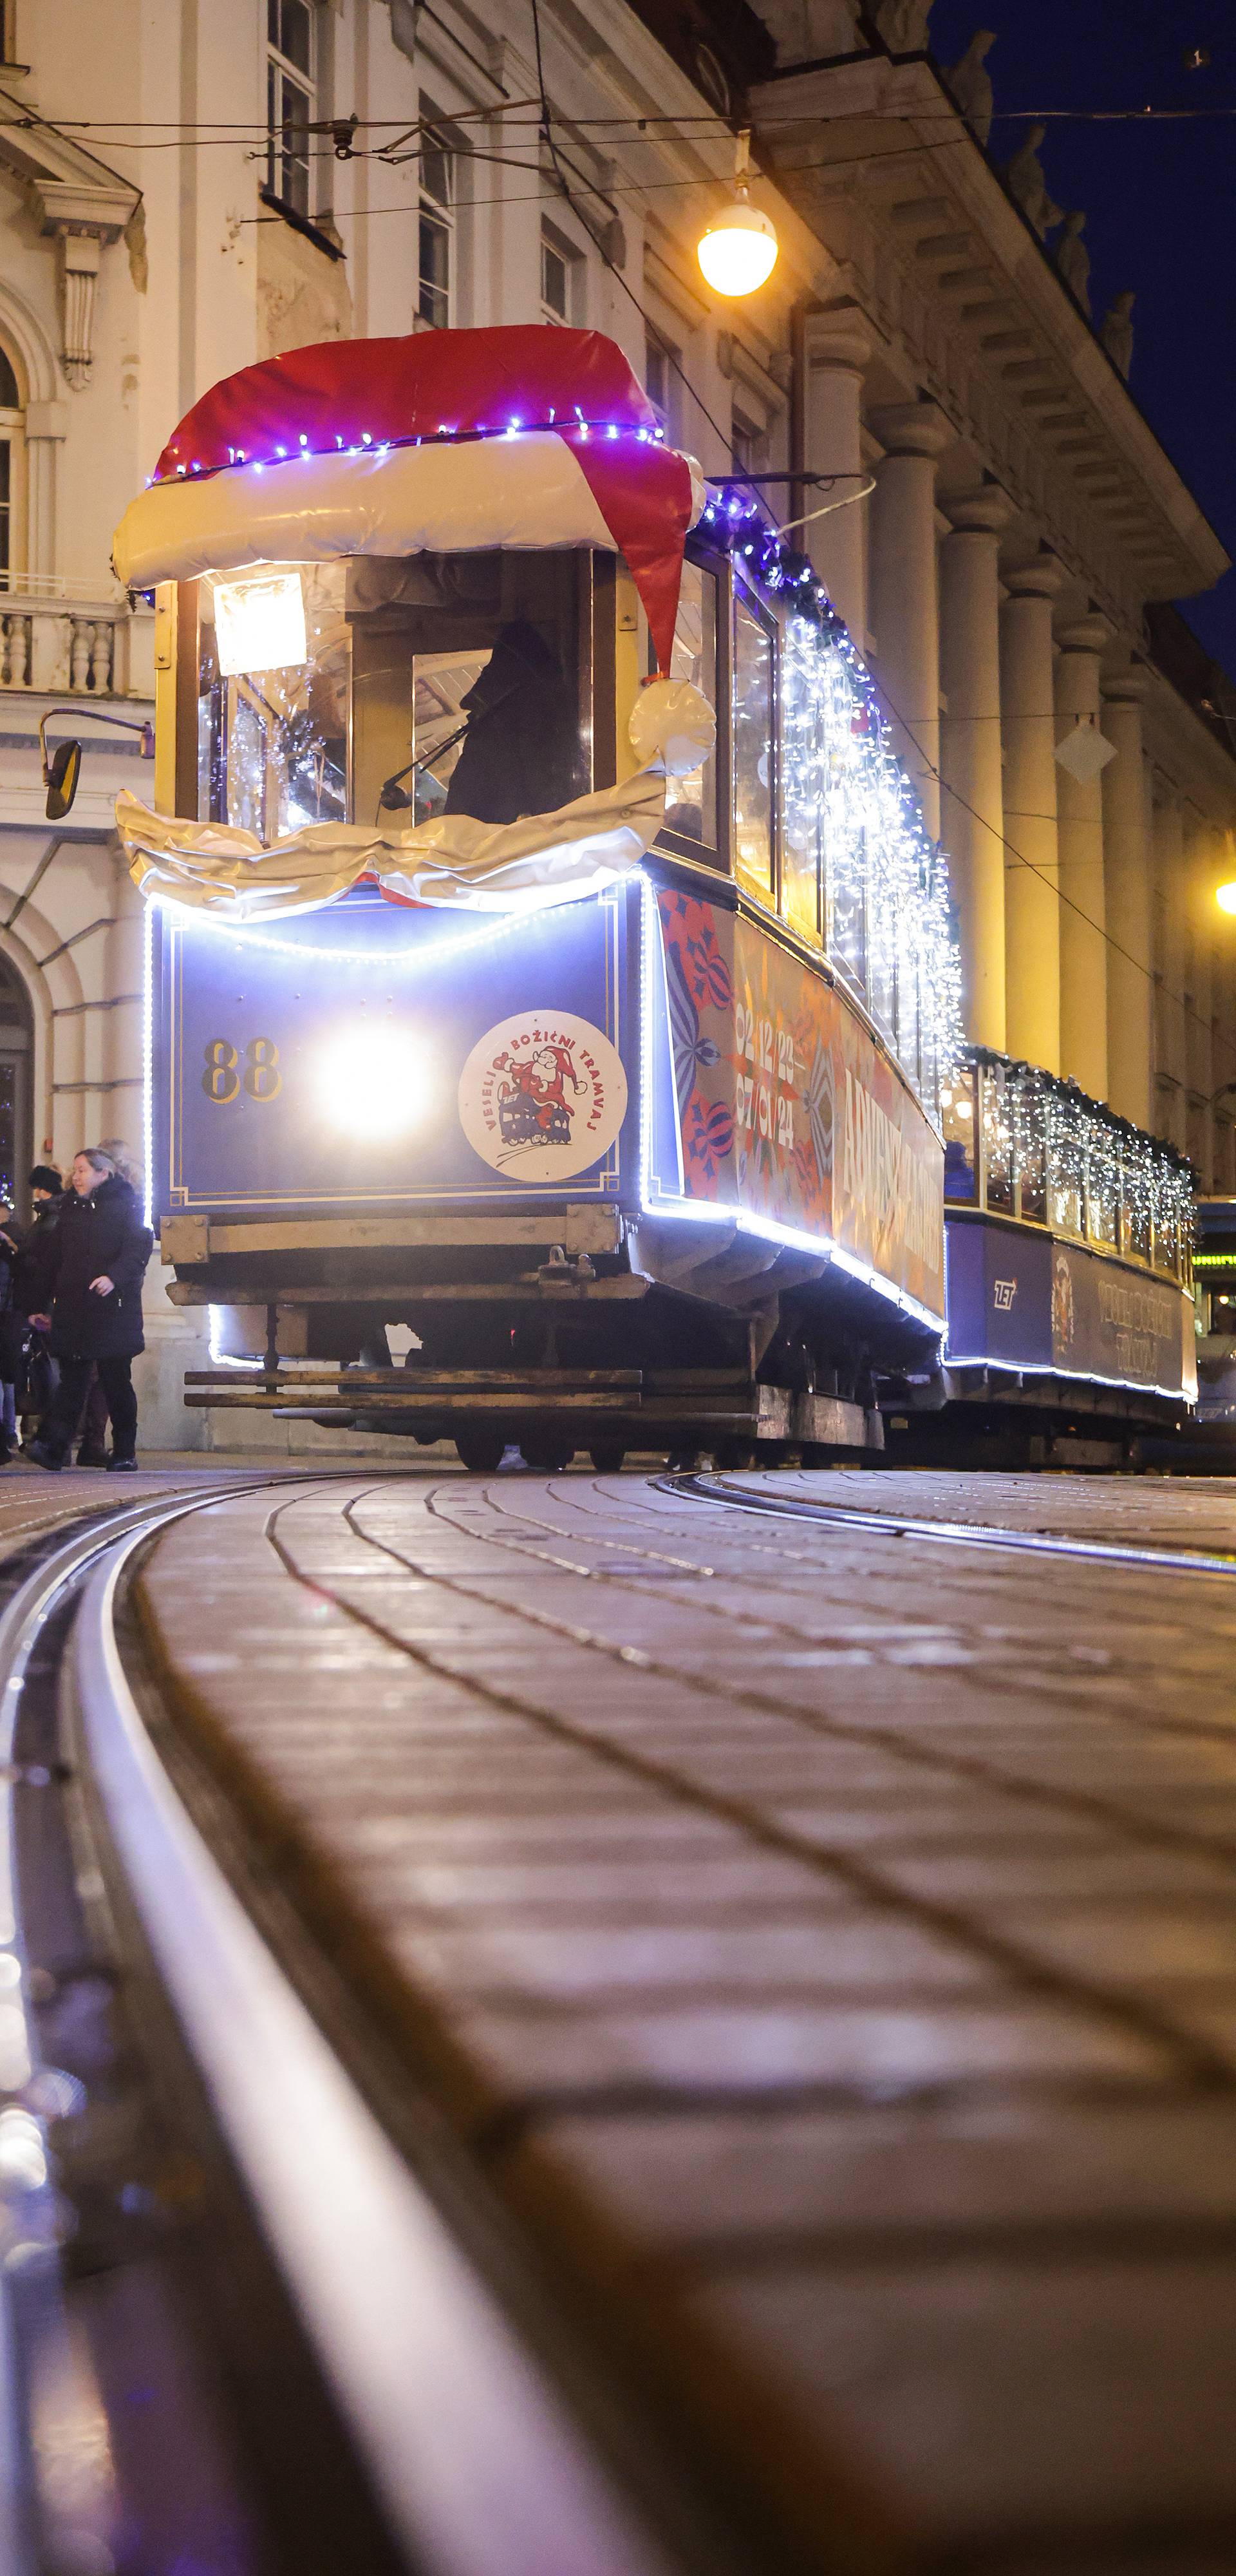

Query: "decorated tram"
<box><xmin>92</xmin><ymin>323</ymin><xmax>959</xmax><ymax>1468</ymax></box>
<box><xmin>87</xmin><ymin>321</ymin><xmax>1195</xmax><ymax>1466</ymax></box>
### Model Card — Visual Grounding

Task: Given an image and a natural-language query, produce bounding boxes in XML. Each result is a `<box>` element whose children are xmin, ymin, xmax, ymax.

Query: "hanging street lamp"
<box><xmin>697</xmin><ymin>130</ymin><xmax>778</xmax><ymax>299</ymax></box>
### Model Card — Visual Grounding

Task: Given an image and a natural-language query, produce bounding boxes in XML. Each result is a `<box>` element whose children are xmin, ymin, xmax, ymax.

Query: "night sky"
<box><xmin>926</xmin><ymin>0</ymin><xmax>1236</xmax><ymax>672</ymax></box>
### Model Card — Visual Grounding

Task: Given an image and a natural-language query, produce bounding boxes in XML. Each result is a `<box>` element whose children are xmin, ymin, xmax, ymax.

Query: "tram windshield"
<box><xmin>196</xmin><ymin>551</ymin><xmax>590</xmax><ymax>837</ymax></box>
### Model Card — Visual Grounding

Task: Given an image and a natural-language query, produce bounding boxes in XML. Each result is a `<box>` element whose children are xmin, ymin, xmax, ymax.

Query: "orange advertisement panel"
<box><xmin>654</xmin><ymin>886</ymin><xmax>944</xmax><ymax>1318</ymax></box>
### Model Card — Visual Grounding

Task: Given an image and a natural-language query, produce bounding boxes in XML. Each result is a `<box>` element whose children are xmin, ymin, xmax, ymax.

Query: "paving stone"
<box><xmin>685</xmin><ymin>2254</ymin><xmax>1236</xmax><ymax>2545</ymax></box>
<box><xmin>502</xmin><ymin>2094</ymin><xmax>1236</xmax><ymax>2248</ymax></box>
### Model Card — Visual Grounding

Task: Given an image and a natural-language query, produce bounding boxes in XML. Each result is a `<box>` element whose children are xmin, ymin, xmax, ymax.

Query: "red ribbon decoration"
<box><xmin>151</xmin><ymin>325</ymin><xmax>694</xmax><ymax>670</ymax></box>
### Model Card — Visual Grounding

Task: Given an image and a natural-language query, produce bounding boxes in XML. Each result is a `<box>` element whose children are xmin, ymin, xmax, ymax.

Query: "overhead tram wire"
<box><xmin>23</xmin><ymin>99</ymin><xmax>1236</xmax><ymax>138</ymax></box>
<box><xmin>525</xmin><ymin>0</ymin><xmax>771</xmax><ymax>504</ymax></box>
<box><xmin>872</xmin><ymin>670</ymin><xmax>1236</xmax><ymax>1081</ymax></box>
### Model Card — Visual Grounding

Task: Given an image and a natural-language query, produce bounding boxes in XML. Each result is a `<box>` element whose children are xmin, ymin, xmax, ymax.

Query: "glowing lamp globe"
<box><xmin>697</xmin><ymin>198</ymin><xmax>778</xmax><ymax>299</ymax></box>
<box><xmin>1217</xmin><ymin>881</ymin><xmax>1236</xmax><ymax>915</ymax></box>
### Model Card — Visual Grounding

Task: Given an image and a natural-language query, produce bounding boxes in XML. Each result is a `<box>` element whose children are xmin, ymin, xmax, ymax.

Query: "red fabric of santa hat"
<box><xmin>135</xmin><ymin>325</ymin><xmax>700</xmax><ymax>673</ymax></box>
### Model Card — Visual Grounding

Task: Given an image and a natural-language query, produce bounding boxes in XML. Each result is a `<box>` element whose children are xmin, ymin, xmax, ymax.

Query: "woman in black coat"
<box><xmin>27</xmin><ymin>1151</ymin><xmax>154</xmax><ymax>1472</ymax></box>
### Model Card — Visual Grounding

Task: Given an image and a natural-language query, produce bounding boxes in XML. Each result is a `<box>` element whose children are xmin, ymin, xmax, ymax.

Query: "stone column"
<box><xmin>1185</xmin><ymin>811</ymin><xmax>1215</xmax><ymax>1184</ymax></box>
<box><xmin>1054</xmin><ymin>614</ymin><xmax>1112</xmax><ymax>1100</ymax></box>
<box><xmin>23</xmin><ymin>399</ymin><xmax>68</xmax><ymax>582</ymax></box>
<box><xmin>939</xmin><ymin>488</ymin><xmax>1011</xmax><ymax>1051</ymax></box>
<box><xmin>1102</xmin><ymin>666</ymin><xmax>1154</xmax><ymax>1132</ymax></box>
<box><xmin>1151</xmin><ymin>789</ymin><xmax>1188</xmax><ymax>1151</ymax></box>
<box><xmin>868</xmin><ymin>400</ymin><xmax>953</xmax><ymax>841</ymax></box>
<box><xmin>1000</xmin><ymin>554</ymin><xmax>1067</xmax><ymax>1074</ymax></box>
<box><xmin>1214</xmin><ymin>831</ymin><xmax>1236</xmax><ymax>1187</ymax></box>
<box><xmin>800</xmin><ymin>314</ymin><xmax>874</xmax><ymax>647</ymax></box>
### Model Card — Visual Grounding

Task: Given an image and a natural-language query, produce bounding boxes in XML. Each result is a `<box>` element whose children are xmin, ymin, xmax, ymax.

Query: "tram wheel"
<box><xmin>455</xmin><ymin>1428</ymin><xmax>506</xmax><ymax>1473</ymax></box>
<box><xmin>715</xmin><ymin>1437</ymin><xmax>756</xmax><ymax>1470</ymax></box>
<box><xmin>520</xmin><ymin>1435</ymin><xmax>574</xmax><ymax>1472</ymax></box>
<box><xmin>589</xmin><ymin>1442</ymin><xmax>627</xmax><ymax>1473</ymax></box>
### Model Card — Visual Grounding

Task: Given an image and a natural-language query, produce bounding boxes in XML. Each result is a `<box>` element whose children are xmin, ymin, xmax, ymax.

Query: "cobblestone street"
<box><xmin>99</xmin><ymin>1462</ymin><xmax>1236</xmax><ymax>2573</ymax></box>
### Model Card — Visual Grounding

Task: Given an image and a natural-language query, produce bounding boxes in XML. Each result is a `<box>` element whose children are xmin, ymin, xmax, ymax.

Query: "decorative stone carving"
<box><xmin>21</xmin><ymin>176</ymin><xmax>138</xmax><ymax>388</ymax></box>
<box><xmin>57</xmin><ymin>232</ymin><xmax>101</xmax><ymax>390</ymax></box>
<box><xmin>1002</xmin><ymin>124</ymin><xmax>1063</xmax><ymax>242</ymax></box>
<box><xmin>1054</xmin><ymin>211</ymin><xmax>1091</xmax><ymax>317</ymax></box>
<box><xmin>1100</xmin><ymin>290</ymin><xmax>1135</xmax><ymax>379</ymax></box>
<box><xmin>944</xmin><ymin>30</ymin><xmax>996</xmax><ymax>145</ymax></box>
<box><xmin>874</xmin><ymin>0</ymin><xmax>932</xmax><ymax>53</ymax></box>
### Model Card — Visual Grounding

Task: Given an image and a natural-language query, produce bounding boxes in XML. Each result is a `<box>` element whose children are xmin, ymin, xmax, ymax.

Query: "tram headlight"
<box><xmin>212</xmin><ymin>569</ymin><xmax>308</xmax><ymax>677</ymax></box>
<box><xmin>315</xmin><ymin>1025</ymin><xmax>435</xmax><ymax>1139</ymax></box>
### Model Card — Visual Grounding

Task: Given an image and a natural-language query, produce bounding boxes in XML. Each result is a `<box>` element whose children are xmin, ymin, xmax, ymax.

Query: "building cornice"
<box><xmin>748</xmin><ymin>51</ymin><xmax>1228</xmax><ymax>614</ymax></box>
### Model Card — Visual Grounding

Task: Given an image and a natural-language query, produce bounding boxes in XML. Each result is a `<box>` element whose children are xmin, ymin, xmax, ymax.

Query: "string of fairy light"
<box><xmin>959</xmin><ymin>1047</ymin><xmax>1194</xmax><ymax>1264</ymax></box>
<box><xmin>698</xmin><ymin>482</ymin><xmax>963</xmax><ymax>1113</ymax></box>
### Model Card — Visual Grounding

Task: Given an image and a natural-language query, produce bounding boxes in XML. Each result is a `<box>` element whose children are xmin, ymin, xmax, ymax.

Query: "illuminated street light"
<box><xmin>697</xmin><ymin>130</ymin><xmax>778</xmax><ymax>299</ymax></box>
<box><xmin>1217</xmin><ymin>881</ymin><xmax>1236</xmax><ymax>914</ymax></box>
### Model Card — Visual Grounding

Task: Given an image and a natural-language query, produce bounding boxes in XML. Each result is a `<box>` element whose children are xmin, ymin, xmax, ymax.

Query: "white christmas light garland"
<box><xmin>951</xmin><ymin>1045</ymin><xmax>1194</xmax><ymax>1267</ymax></box>
<box><xmin>702</xmin><ymin>489</ymin><xmax>963</xmax><ymax>1118</ymax></box>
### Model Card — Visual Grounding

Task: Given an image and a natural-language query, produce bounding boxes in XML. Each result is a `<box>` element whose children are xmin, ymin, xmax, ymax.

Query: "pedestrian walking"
<box><xmin>26</xmin><ymin>1150</ymin><xmax>153</xmax><ymax>1473</ymax></box>
<box><xmin>10</xmin><ymin>1167</ymin><xmax>64</xmax><ymax>1446</ymax></box>
<box><xmin>0</xmin><ymin>1201</ymin><xmax>23</xmax><ymax>1459</ymax></box>
<box><xmin>71</xmin><ymin>1138</ymin><xmax>145</xmax><ymax>1466</ymax></box>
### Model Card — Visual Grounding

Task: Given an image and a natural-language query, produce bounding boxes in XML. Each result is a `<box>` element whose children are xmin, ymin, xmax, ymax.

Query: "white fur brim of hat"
<box><xmin>113</xmin><ymin>432</ymin><xmax>706</xmax><ymax>590</ymax></box>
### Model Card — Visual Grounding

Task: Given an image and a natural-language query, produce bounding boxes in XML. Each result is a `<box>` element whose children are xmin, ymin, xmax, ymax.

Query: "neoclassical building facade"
<box><xmin>0</xmin><ymin>0</ymin><xmax>1230</xmax><ymax>1440</ymax></box>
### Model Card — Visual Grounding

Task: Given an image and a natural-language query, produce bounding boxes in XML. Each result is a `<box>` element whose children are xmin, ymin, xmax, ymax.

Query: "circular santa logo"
<box><xmin>458</xmin><ymin>1011</ymin><xmax>628</xmax><ymax>1182</ymax></box>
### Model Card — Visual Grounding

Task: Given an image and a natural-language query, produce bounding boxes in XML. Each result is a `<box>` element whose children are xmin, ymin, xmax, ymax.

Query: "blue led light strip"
<box><xmin>151</xmin><ymin>892</ymin><xmax>584</xmax><ymax>971</ymax></box>
<box><xmin>153</xmin><ymin>414</ymin><xmax>668</xmax><ymax>485</ymax></box>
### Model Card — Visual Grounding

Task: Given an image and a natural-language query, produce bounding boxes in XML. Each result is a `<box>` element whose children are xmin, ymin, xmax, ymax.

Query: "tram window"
<box><xmin>1152</xmin><ymin>1182</ymin><xmax>1180</xmax><ymax>1278</ymax></box>
<box><xmin>1049</xmin><ymin>1132</ymin><xmax>1083</xmax><ymax>1238</ymax></box>
<box><xmin>733</xmin><ymin>589</ymin><xmax>774</xmax><ymax>904</ymax></box>
<box><xmin>198</xmin><ymin>562</ymin><xmax>350</xmax><ymax>836</ymax></box>
<box><xmin>1086</xmin><ymin>1140</ymin><xmax>1118</xmax><ymax>1250</ymax></box>
<box><xmin>347</xmin><ymin>551</ymin><xmax>587</xmax><ymax>830</ymax></box>
<box><xmin>829</xmin><ymin>829</ymin><xmax>867</xmax><ymax>998</ymax></box>
<box><xmin>781</xmin><ymin>624</ymin><xmax>822</xmax><ymax>944</ymax></box>
<box><xmin>941</xmin><ymin>1068</ymin><xmax>976</xmax><ymax>1201</ymax></box>
<box><xmin>899</xmin><ymin>956</ymin><xmax>923</xmax><ymax>1097</ymax></box>
<box><xmin>1124</xmin><ymin>1164</ymin><xmax>1152</xmax><ymax>1262</ymax></box>
<box><xmin>981</xmin><ymin>1061</ymin><xmax>1013</xmax><ymax>1212</ymax></box>
<box><xmin>1016</xmin><ymin>1095</ymin><xmax>1047</xmax><ymax>1224</ymax></box>
<box><xmin>661</xmin><ymin>560</ymin><xmax>718</xmax><ymax>848</ymax></box>
<box><xmin>198</xmin><ymin>552</ymin><xmax>591</xmax><ymax>836</ymax></box>
<box><xmin>866</xmin><ymin>884</ymin><xmax>896</xmax><ymax>1041</ymax></box>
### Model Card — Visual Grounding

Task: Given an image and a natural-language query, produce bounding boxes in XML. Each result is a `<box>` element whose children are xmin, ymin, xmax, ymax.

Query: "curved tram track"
<box><xmin>0</xmin><ymin>1479</ymin><xmax>695</xmax><ymax>2576</ymax></box>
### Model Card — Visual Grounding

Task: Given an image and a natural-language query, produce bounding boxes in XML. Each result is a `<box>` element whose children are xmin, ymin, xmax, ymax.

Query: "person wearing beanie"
<box><xmin>10</xmin><ymin>1167</ymin><xmax>66</xmax><ymax>1448</ymax></box>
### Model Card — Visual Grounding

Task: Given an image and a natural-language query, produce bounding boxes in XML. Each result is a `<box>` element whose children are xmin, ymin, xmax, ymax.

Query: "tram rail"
<box><xmin>668</xmin><ymin>1468</ymin><xmax>1236</xmax><ymax>1579</ymax></box>
<box><xmin>0</xmin><ymin>1472</ymin><xmax>754</xmax><ymax>2576</ymax></box>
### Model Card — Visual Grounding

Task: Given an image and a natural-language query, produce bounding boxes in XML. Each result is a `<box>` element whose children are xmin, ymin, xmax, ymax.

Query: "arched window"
<box><xmin>0</xmin><ymin>345</ymin><xmax>24</xmax><ymax>591</ymax></box>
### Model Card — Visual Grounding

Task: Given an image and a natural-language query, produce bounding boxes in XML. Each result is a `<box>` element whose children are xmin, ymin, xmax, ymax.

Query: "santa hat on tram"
<box><xmin>112</xmin><ymin>325</ymin><xmax>705</xmax><ymax>674</ymax></box>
